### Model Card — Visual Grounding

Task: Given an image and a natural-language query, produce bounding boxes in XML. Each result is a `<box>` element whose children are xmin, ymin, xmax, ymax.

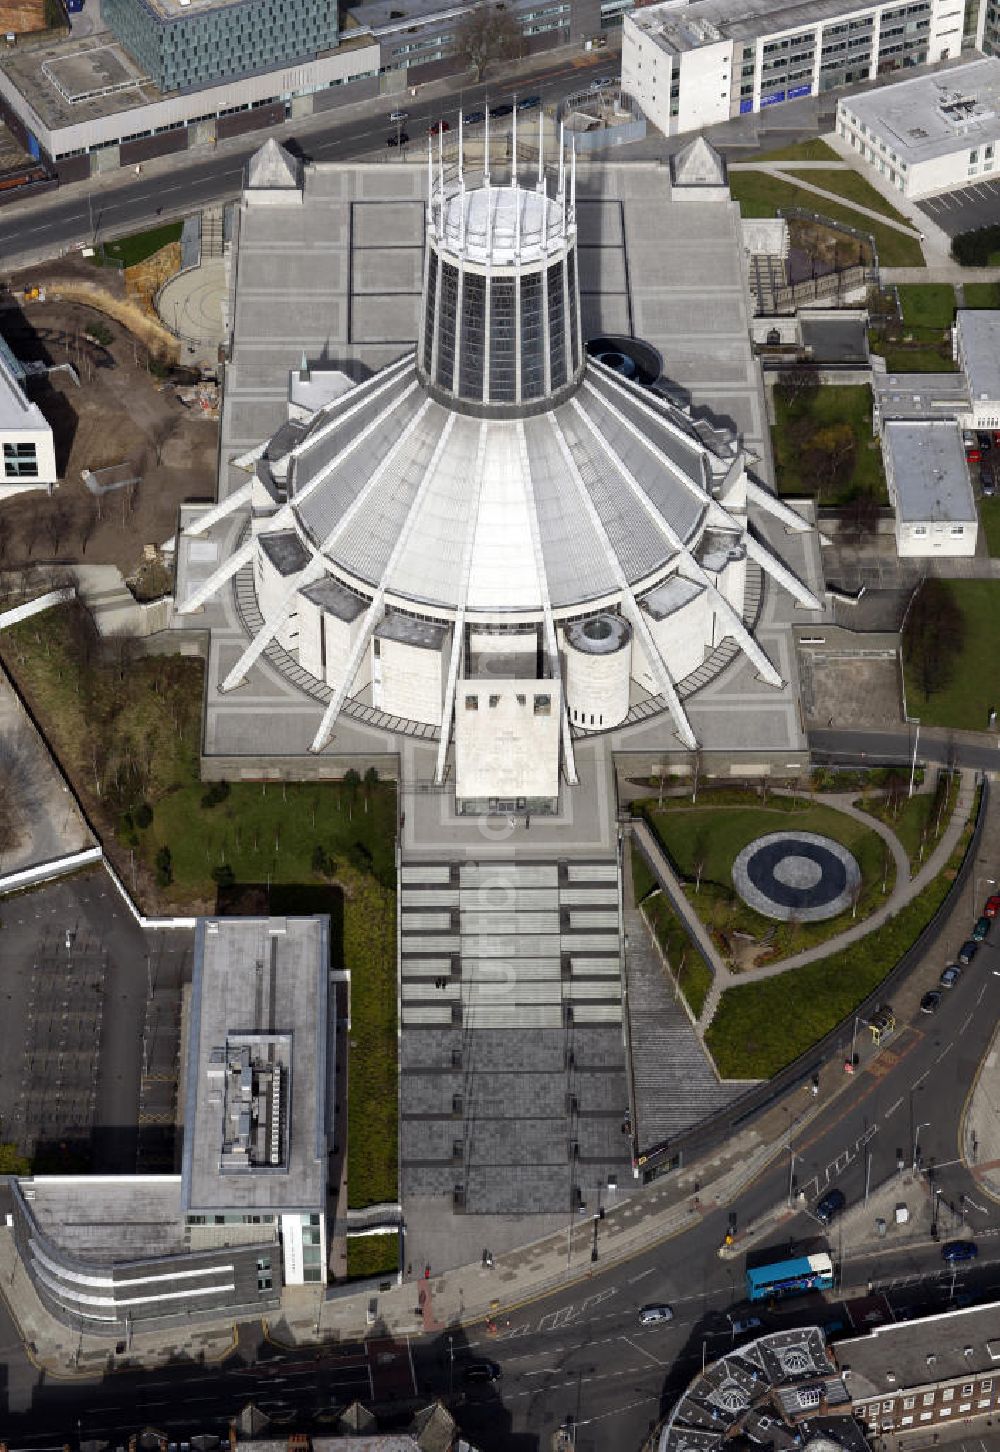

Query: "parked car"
<box><xmin>978</xmin><ymin>432</ymin><xmax>993</xmax><ymax>452</ymax></box>
<box><xmin>940</xmin><ymin>964</ymin><xmax>962</xmax><ymax>989</ymax></box>
<box><xmin>920</xmin><ymin>989</ymin><xmax>942</xmax><ymax>1014</ymax></box>
<box><xmin>815</xmin><ymin>1188</ymin><xmax>846</xmax><ymax>1225</ymax></box>
<box><xmin>428</xmin><ymin>119</ymin><xmax>451</xmax><ymax>133</ymax></box>
<box><xmin>972</xmin><ymin>916</ymin><xmax>992</xmax><ymax>941</ymax></box>
<box><xmin>986</xmin><ymin>894</ymin><xmax>1000</xmax><ymax>918</ymax></box>
<box><xmin>388</xmin><ymin>109</ymin><xmax>408</xmax><ymax>122</ymax></box>
<box><xmin>957</xmin><ymin>940</ymin><xmax>979</xmax><ymax>965</ymax></box>
<box><xmin>967</xmin><ymin>448</ymin><xmax>982</xmax><ymax>463</ymax></box>
<box><xmin>639</xmin><ymin>1304</ymin><xmax>674</xmax><ymax>1326</ymax></box>
<box><xmin>985</xmin><ymin>476</ymin><xmax>997</xmax><ymax>498</ymax></box>
<box><xmin>941</xmin><ymin>1240</ymin><xmax>978</xmax><ymax>1263</ymax></box>
<box><xmin>463</xmin><ymin>1360</ymin><xmax>502</xmax><ymax>1384</ymax></box>
<box><xmin>463</xmin><ymin>109</ymin><xmax>486</xmax><ymax>125</ymax></box>
<box><xmin>729</xmin><ymin>1314</ymin><xmax>763</xmax><ymax>1335</ymax></box>
<box><xmin>516</xmin><ymin>95</ymin><xmax>541</xmax><ymax>110</ymax></box>
<box><xmin>492</xmin><ymin>102</ymin><xmax>514</xmax><ymax>116</ymax></box>
<box><xmin>387</xmin><ymin>132</ymin><xmax>409</xmax><ymax>147</ymax></box>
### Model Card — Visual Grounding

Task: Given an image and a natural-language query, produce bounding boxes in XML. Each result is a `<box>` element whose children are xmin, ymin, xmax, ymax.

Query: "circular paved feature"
<box><xmin>732</xmin><ymin>831</ymin><xmax>861</xmax><ymax>922</ymax></box>
<box><xmin>157</xmin><ymin>259</ymin><xmax>226</xmax><ymax>364</ymax></box>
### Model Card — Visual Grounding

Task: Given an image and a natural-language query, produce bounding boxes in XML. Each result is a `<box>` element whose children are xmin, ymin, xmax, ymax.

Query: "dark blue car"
<box><xmin>941</xmin><ymin>1240</ymin><xmax>978</xmax><ymax>1263</ymax></box>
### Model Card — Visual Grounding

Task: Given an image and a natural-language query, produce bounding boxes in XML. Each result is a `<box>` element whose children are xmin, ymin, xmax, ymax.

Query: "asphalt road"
<box><xmin>0</xmin><ymin>55</ymin><xmax>620</xmax><ymax>268</ymax></box>
<box><xmin>4</xmin><ymin>766</ymin><xmax>998</xmax><ymax>1450</ymax></box>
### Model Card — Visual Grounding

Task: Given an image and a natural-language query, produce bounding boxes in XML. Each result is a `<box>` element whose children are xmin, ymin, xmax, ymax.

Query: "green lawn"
<box><xmin>641</xmin><ymin>886</ymin><xmax>713</xmax><ymax>1020</ymax></box>
<box><xmin>751</xmin><ymin>139</ymin><xmax>840</xmax><ymax>163</ymax></box>
<box><xmin>631</xmin><ymin>840</ymin><xmax>656</xmax><ymax>905</ymax></box>
<box><xmin>979</xmin><ymin>496</ymin><xmax>1000</xmax><ymax>557</ymax></box>
<box><xmin>897</xmin><ymin>284</ymin><xmax>956</xmax><ymax>331</ymax></box>
<box><xmin>641</xmin><ymin>798</ymin><xmax>894</xmax><ymax>968</ymax></box>
<box><xmin>962</xmin><ymin>283</ymin><xmax>1000</xmax><ymax>308</ymax></box>
<box><xmin>903</xmin><ymin>580</ymin><xmax>1000</xmax><ymax>731</ymax></box>
<box><xmin>705</xmin><ymin>790</ymin><xmax>978</xmax><ymax>1078</ymax></box>
<box><xmin>794</xmin><ymin>167</ymin><xmax>916</xmax><ymax>227</ymax></box>
<box><xmin>873</xmin><ymin>342</ymin><xmax>958</xmax><ymax>373</ymax></box>
<box><xmin>771</xmin><ymin>384</ymin><xmax>888</xmax><ymax>504</ymax></box>
<box><xmin>96</xmin><ymin>221</ymin><xmax>183</xmax><ymax>268</ymax></box>
<box><xmin>345</xmin><ymin>1233</ymin><xmax>399</xmax><ymax>1280</ymax></box>
<box><xmin>0</xmin><ymin>604</ymin><xmax>399</xmax><ymax>1209</ymax></box>
<box><xmin>727</xmin><ymin>171</ymin><xmax>924</xmax><ymax>266</ymax></box>
<box><xmin>858</xmin><ymin>772</ymin><xmax>958</xmax><ymax>872</ymax></box>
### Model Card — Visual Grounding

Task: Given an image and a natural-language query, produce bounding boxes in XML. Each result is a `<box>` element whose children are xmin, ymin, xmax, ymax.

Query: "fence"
<box><xmin>779</xmin><ymin>205</ymin><xmax>881</xmax><ymax>274</ymax></box>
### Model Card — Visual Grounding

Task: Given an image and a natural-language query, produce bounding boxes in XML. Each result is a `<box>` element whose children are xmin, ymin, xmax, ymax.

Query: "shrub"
<box><xmin>134</xmin><ymin>802</ymin><xmax>153</xmax><ymax>829</ymax></box>
<box><xmin>951</xmin><ymin>224</ymin><xmax>1000</xmax><ymax>267</ymax></box>
<box><xmin>84</xmin><ymin>320</ymin><xmax>114</xmax><ymax>348</ymax></box>
<box><xmin>200</xmin><ymin>780</ymin><xmax>231</xmax><ymax>809</ymax></box>
<box><xmin>211</xmin><ymin>863</ymin><xmax>235</xmax><ymax>888</ymax></box>
<box><xmin>154</xmin><ymin>844</ymin><xmax>173</xmax><ymax>886</ymax></box>
<box><xmin>311</xmin><ymin>844</ymin><xmax>337</xmax><ymax>879</ymax></box>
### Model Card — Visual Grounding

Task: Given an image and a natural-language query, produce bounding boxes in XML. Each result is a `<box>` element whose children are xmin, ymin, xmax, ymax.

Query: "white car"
<box><xmin>639</xmin><ymin>1304</ymin><xmax>673</xmax><ymax>1326</ymax></box>
<box><xmin>388</xmin><ymin>110</ymin><xmax>409</xmax><ymax>122</ymax></box>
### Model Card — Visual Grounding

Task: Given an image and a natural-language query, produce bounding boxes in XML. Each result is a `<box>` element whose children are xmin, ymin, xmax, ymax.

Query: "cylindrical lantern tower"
<box><xmin>417</xmin><ymin>129</ymin><xmax>584</xmax><ymax>415</ymax></box>
<box><xmin>564</xmin><ymin>614</ymin><xmax>632</xmax><ymax>730</ymax></box>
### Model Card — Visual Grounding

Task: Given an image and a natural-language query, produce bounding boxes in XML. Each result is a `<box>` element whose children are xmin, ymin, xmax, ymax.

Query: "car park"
<box><xmin>940</xmin><ymin>964</ymin><xmax>962</xmax><ymax>989</ymax></box>
<box><xmin>639</xmin><ymin>1304</ymin><xmax>674</xmax><ymax>1325</ymax></box>
<box><xmin>957</xmin><ymin>940</ymin><xmax>979</xmax><ymax>965</ymax></box>
<box><xmin>920</xmin><ymin>989</ymin><xmax>942</xmax><ymax>1014</ymax></box>
<box><xmin>986</xmin><ymin>895</ymin><xmax>1000</xmax><ymax>917</ymax></box>
<box><xmin>387</xmin><ymin>132</ymin><xmax>409</xmax><ymax>147</ymax></box>
<box><xmin>941</xmin><ymin>1240</ymin><xmax>978</xmax><ymax>1263</ymax></box>
<box><xmin>972</xmin><ymin>916</ymin><xmax>991</xmax><ymax>941</ymax></box>
<box><xmin>815</xmin><ymin>1188</ymin><xmax>846</xmax><ymax>1225</ymax></box>
<box><xmin>463</xmin><ymin>1360</ymin><xmax>502</xmax><ymax>1384</ymax></box>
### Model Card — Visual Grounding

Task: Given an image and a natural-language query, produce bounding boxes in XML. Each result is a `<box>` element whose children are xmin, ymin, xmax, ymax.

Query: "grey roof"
<box><xmin>18</xmin><ymin>1177</ymin><xmax>187</xmax><ymax>1263</ymax></box>
<box><xmin>182</xmin><ymin>917</ymin><xmax>330</xmax><ymax>1214</ymax></box>
<box><xmin>286</xmin><ymin>356</ymin><xmax>718</xmax><ymax>614</ymax></box>
<box><xmin>299</xmin><ymin>575</ymin><xmax>367</xmax><ymax>621</ymax></box>
<box><xmin>376</xmin><ymin>613</ymin><xmax>449</xmax><ymax>649</ymax></box>
<box><xmin>671</xmin><ymin>135</ymin><xmax>727</xmax><ymax>188</ymax></box>
<box><xmin>874</xmin><ymin>370</ymin><xmax>970</xmax><ymax>420</ymax></box>
<box><xmin>640</xmin><ymin>574</ymin><xmax>703</xmax><ymax>619</ymax></box>
<box><xmin>800</xmin><ymin>317</ymin><xmax>868</xmax><ymax>365</ymax></box>
<box><xmin>840</xmin><ymin>59</ymin><xmax>1000</xmax><ymax>167</ymax></box>
<box><xmin>248</xmin><ymin>137</ymin><xmax>302</xmax><ymax>192</ymax></box>
<box><xmin>883</xmin><ymin>420</ymin><xmax>976</xmax><ymax>524</ymax></box>
<box><xmin>259</xmin><ymin>530</ymin><xmax>311</xmax><ymax>576</ymax></box>
<box><xmin>0</xmin><ymin>338</ymin><xmax>50</xmax><ymax>434</ymax></box>
<box><xmin>834</xmin><ymin>1299</ymin><xmax>1000</xmax><ymax>1396</ymax></box>
<box><xmin>956</xmin><ymin>307</ymin><xmax>1000</xmax><ymax>405</ymax></box>
<box><xmin>630</xmin><ymin>0</ymin><xmax>880</xmax><ymax>50</ymax></box>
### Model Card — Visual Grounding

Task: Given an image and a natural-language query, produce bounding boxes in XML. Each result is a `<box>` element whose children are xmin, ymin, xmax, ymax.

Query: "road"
<box><xmin>4</xmin><ymin>762</ymin><xmax>998</xmax><ymax>1450</ymax></box>
<box><xmin>0</xmin><ymin>56</ymin><xmax>620</xmax><ymax>267</ymax></box>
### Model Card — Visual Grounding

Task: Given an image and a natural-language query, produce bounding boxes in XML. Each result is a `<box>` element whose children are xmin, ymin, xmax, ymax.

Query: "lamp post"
<box><xmin>913</xmin><ymin>1121</ymin><xmax>930</xmax><ymax>1172</ymax></box>
<box><xmin>908</xmin><ymin>719</ymin><xmax>921</xmax><ymax>798</ymax></box>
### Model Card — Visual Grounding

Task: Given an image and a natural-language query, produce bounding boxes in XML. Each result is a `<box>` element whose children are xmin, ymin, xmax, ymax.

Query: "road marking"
<box><xmin>911</xmin><ymin>1069</ymin><xmax>930</xmax><ymax>1090</ymax></box>
<box><xmin>628</xmin><ymin>1267</ymin><xmax>655</xmax><ymax>1284</ymax></box>
<box><xmin>523</xmin><ymin>1366</ymin><xmax>560</xmax><ymax>1376</ymax></box>
<box><xmin>935</xmin><ymin>1042</ymin><xmax>954</xmax><ymax>1064</ymax></box>
<box><xmin>961</xmin><ymin>1013</ymin><xmax>974</xmax><ymax>1033</ymax></box>
<box><xmin>621</xmin><ymin>1334</ymin><xmax>669</xmax><ymax>1368</ymax></box>
<box><xmin>885</xmin><ymin>1095</ymin><xmax>903</xmax><ymax>1119</ymax></box>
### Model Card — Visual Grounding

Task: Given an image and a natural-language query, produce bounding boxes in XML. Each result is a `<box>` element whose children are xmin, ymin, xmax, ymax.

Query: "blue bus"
<box><xmin>746</xmin><ymin>1252</ymin><xmax>834</xmax><ymax>1303</ymax></box>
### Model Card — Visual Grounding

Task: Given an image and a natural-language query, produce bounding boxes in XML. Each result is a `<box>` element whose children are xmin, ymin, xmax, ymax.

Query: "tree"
<box><xmin>807</xmin><ymin>422</ymin><xmax>856</xmax><ymax>502</ymax></box>
<box><xmin>77</xmin><ymin>494</ymin><xmax>100</xmax><ymax>557</ymax></box>
<box><xmin>211</xmin><ymin>863</ymin><xmax>235</xmax><ymax>888</ymax></box>
<box><xmin>311</xmin><ymin>844</ymin><xmax>337</xmax><ymax>879</ymax></box>
<box><xmin>155</xmin><ymin>845</ymin><xmax>173</xmax><ymax>886</ymax></box>
<box><xmin>0</xmin><ymin>727</ymin><xmax>43</xmax><ymax>858</ymax></box>
<box><xmin>775</xmin><ymin>366</ymin><xmax>819</xmax><ymax>413</ymax></box>
<box><xmin>453</xmin><ymin>2</ymin><xmax>524</xmax><ymax>81</ymax></box>
<box><xmin>44</xmin><ymin>497</ymin><xmax>72</xmax><ymax>558</ymax></box>
<box><xmin>903</xmin><ymin>578</ymin><xmax>964</xmax><ymax>702</ymax></box>
<box><xmin>841</xmin><ymin>489</ymin><xmax>880</xmax><ymax>543</ymax></box>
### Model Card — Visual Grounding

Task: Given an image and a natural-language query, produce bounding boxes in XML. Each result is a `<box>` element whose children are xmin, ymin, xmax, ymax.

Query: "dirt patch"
<box><xmin>800</xmin><ymin>654</ymin><xmax>902</xmax><ymax>729</ymax></box>
<box><xmin>0</xmin><ymin>293</ymin><xmax>217</xmax><ymax>578</ymax></box>
<box><xmin>124</xmin><ymin>242</ymin><xmax>182</xmax><ymax>316</ymax></box>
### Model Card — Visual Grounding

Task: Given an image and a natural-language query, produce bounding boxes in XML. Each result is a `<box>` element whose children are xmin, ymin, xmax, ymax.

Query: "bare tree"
<box><xmin>44</xmin><ymin>497</ymin><xmax>72</xmax><ymax>559</ymax></box>
<box><xmin>146</xmin><ymin>416</ymin><xmax>178</xmax><ymax>469</ymax></box>
<box><xmin>689</xmin><ymin>747</ymin><xmax>703</xmax><ymax>805</ymax></box>
<box><xmin>77</xmin><ymin>494</ymin><xmax>100</xmax><ymax>557</ymax></box>
<box><xmin>0</xmin><ymin>727</ymin><xmax>45</xmax><ymax>859</ymax></box>
<box><xmin>453</xmin><ymin>2</ymin><xmax>524</xmax><ymax>80</ymax></box>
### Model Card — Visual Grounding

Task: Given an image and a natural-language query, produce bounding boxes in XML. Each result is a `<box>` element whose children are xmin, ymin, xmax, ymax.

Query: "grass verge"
<box><xmin>642</xmin><ymin>890</ymin><xmax>713</xmax><ymax>1020</ymax></box>
<box><xmin>771</xmin><ymin>384</ymin><xmax>887</xmax><ymax>504</ymax></box>
<box><xmin>979</xmin><ymin>495</ymin><xmax>1000</xmax><ymax>558</ymax></box>
<box><xmin>751</xmin><ymin>139</ymin><xmax>840</xmax><ymax>162</ymax></box>
<box><xmin>963</xmin><ymin>283</ymin><xmax>1000</xmax><ymax>309</ymax></box>
<box><xmin>897</xmin><ymin>283</ymin><xmax>956</xmax><ymax>331</ymax></box>
<box><xmin>791</xmin><ymin>167</ymin><xmax>916</xmax><ymax>226</ymax></box>
<box><xmin>96</xmin><ymin>222</ymin><xmax>184</xmax><ymax>268</ymax></box>
<box><xmin>705</xmin><ymin>789</ymin><xmax>978</xmax><ymax>1079</ymax></box>
<box><xmin>903</xmin><ymin>580</ymin><xmax>1000</xmax><ymax>731</ymax></box>
<box><xmin>728</xmin><ymin>171</ymin><xmax>924</xmax><ymax>266</ymax></box>
<box><xmin>640</xmin><ymin>797</ymin><xmax>893</xmax><ymax>967</ymax></box>
<box><xmin>858</xmin><ymin>772</ymin><xmax>958</xmax><ymax>872</ymax></box>
<box><xmin>345</xmin><ymin>1233</ymin><xmax>399</xmax><ymax>1280</ymax></box>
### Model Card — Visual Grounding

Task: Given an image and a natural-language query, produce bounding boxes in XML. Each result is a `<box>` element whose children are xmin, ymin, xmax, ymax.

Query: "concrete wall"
<box><xmin>453</xmin><ymin>678</ymin><xmax>561</xmax><ymax>807</ymax></box>
<box><xmin>677</xmin><ymin>40</ymin><xmax>732</xmax><ymax>133</ymax></box>
<box><xmin>633</xmin><ymin>587</ymin><xmax>710</xmax><ymax>689</ymax></box>
<box><xmin>563</xmin><ymin>633</ymin><xmax>631</xmax><ymax>729</ymax></box>
<box><xmin>895</xmin><ymin>516</ymin><xmax>978</xmax><ymax>556</ymax></box>
<box><xmin>374</xmin><ymin>634</ymin><xmax>446</xmax><ymax>727</ymax></box>
<box><xmin>201</xmin><ymin>752</ymin><xmax>400</xmax><ymax>781</ymax></box>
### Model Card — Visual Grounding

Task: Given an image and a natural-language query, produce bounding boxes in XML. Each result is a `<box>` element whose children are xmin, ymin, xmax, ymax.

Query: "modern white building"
<box><xmin>953</xmin><ymin>307</ymin><xmax>1000</xmax><ymax>429</ymax></box>
<box><xmin>0</xmin><ymin>336</ymin><xmax>57</xmax><ymax>499</ymax></box>
<box><xmin>622</xmin><ymin>0</ymin><xmax>965</xmax><ymax>138</ymax></box>
<box><xmin>837</xmin><ymin>57</ymin><xmax>1000</xmax><ymax>196</ymax></box>
<box><xmin>881</xmin><ymin>418</ymin><xmax>978</xmax><ymax>555</ymax></box>
<box><xmin>178</xmin><ymin>134</ymin><xmax>820</xmax><ymax>816</ymax></box>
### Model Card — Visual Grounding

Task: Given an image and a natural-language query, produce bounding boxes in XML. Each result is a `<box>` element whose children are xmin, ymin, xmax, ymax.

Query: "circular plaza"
<box><xmin>732</xmin><ymin>831</ymin><xmax>862</xmax><ymax>922</ymax></box>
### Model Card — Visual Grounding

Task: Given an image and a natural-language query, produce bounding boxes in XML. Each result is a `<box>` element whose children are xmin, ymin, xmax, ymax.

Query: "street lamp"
<box><xmin>912</xmin><ymin>1121</ymin><xmax>930</xmax><ymax>1172</ymax></box>
<box><xmin>908</xmin><ymin>719</ymin><xmax>921</xmax><ymax>798</ymax></box>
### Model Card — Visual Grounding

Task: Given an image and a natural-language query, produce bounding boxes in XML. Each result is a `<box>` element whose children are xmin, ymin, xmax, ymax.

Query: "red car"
<box><xmin>428</xmin><ymin>119</ymin><xmax>451</xmax><ymax>134</ymax></box>
<box><xmin>985</xmin><ymin>895</ymin><xmax>1000</xmax><ymax>918</ymax></box>
<box><xmin>967</xmin><ymin>448</ymin><xmax>982</xmax><ymax>463</ymax></box>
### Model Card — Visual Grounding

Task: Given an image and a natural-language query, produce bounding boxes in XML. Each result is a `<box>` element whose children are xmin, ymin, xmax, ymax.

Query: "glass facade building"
<box><xmin>102</xmin><ymin>0</ymin><xmax>339</xmax><ymax>94</ymax></box>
